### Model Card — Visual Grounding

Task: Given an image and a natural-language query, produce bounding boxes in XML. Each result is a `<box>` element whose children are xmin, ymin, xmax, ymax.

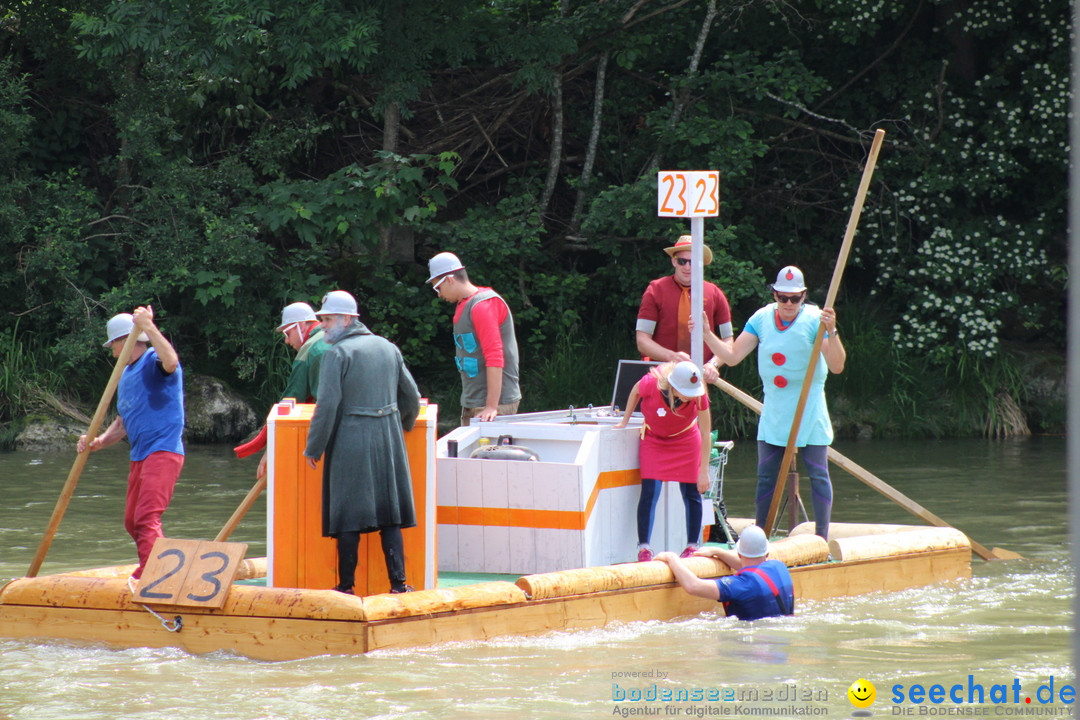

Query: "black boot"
<box><xmin>380</xmin><ymin>526</ymin><xmax>411</xmax><ymax>593</ymax></box>
<box><xmin>335</xmin><ymin>531</ymin><xmax>360</xmax><ymax>594</ymax></box>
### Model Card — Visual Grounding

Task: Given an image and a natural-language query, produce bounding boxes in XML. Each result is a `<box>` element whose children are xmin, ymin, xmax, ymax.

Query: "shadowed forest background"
<box><xmin>0</xmin><ymin>0</ymin><xmax>1067</xmax><ymax>443</ymax></box>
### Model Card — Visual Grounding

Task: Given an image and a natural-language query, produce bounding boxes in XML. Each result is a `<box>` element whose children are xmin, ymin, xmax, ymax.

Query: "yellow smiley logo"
<box><xmin>847</xmin><ymin>678</ymin><xmax>876</xmax><ymax>709</ymax></box>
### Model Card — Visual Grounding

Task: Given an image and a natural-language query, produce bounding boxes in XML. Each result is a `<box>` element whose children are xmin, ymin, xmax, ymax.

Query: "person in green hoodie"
<box><xmin>233</xmin><ymin>301</ymin><xmax>329</xmax><ymax>479</ymax></box>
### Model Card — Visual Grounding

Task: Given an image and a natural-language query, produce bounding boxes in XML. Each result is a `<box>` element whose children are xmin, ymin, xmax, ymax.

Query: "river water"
<box><xmin>0</xmin><ymin>437</ymin><xmax>1071</xmax><ymax>719</ymax></box>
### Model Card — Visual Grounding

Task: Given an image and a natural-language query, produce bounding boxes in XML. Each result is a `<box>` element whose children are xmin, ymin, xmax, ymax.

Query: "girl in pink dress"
<box><xmin>615</xmin><ymin>361</ymin><xmax>712</xmax><ymax>561</ymax></box>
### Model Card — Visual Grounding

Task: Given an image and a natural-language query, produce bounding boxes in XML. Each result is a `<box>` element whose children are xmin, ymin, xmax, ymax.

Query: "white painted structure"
<box><xmin>436</xmin><ymin>407</ymin><xmax>714</xmax><ymax>574</ymax></box>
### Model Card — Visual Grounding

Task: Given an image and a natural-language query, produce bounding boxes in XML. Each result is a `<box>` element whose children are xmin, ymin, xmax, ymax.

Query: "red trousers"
<box><xmin>125</xmin><ymin>451</ymin><xmax>184</xmax><ymax>578</ymax></box>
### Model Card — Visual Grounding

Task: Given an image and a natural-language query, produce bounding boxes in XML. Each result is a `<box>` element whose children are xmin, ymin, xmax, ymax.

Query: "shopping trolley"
<box><xmin>704</xmin><ymin>440</ymin><xmax>737</xmax><ymax>544</ymax></box>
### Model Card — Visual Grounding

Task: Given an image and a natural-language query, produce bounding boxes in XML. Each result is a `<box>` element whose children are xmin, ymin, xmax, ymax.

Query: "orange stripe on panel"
<box><xmin>458</xmin><ymin>506</ymin><xmax>484</xmax><ymax>526</ymax></box>
<box><xmin>583</xmin><ymin>469</ymin><xmax>641</xmax><ymax>524</ymax></box>
<box><xmin>439</xmin><ymin>507</ymin><xmax>585</xmax><ymax>530</ymax></box>
<box><xmin>436</xmin><ymin>469</ymin><xmax>641</xmax><ymax>531</ymax></box>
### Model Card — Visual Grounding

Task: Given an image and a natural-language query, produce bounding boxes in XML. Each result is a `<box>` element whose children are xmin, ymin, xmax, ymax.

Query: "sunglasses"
<box><xmin>432</xmin><ymin>275</ymin><xmax>450</xmax><ymax>293</ymax></box>
<box><xmin>775</xmin><ymin>293</ymin><xmax>804</xmax><ymax>304</ymax></box>
<box><xmin>675</xmin><ymin>258</ymin><xmax>691</xmax><ymax>267</ymax></box>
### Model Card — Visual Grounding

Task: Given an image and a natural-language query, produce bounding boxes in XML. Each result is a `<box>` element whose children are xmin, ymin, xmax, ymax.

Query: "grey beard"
<box><xmin>325</xmin><ymin>320</ymin><xmax>354</xmax><ymax>343</ymax></box>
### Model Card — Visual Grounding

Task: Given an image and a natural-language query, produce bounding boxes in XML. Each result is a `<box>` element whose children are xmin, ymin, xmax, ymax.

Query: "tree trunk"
<box><xmin>539</xmin><ymin>0</ymin><xmax>571</xmax><ymax>217</ymax></box>
<box><xmin>539</xmin><ymin>74</ymin><xmax>564</xmax><ymax>216</ymax></box>
<box><xmin>640</xmin><ymin>0</ymin><xmax>718</xmax><ymax>175</ymax></box>
<box><xmin>375</xmin><ymin>99</ymin><xmax>401</xmax><ymax>259</ymax></box>
<box><xmin>570</xmin><ymin>51</ymin><xmax>609</xmax><ymax>231</ymax></box>
<box><xmin>378</xmin><ymin>99</ymin><xmax>413</xmax><ymax>262</ymax></box>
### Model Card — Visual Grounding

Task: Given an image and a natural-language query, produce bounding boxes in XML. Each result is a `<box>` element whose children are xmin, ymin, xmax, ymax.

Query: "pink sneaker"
<box><xmin>637</xmin><ymin>546</ymin><xmax>654</xmax><ymax>562</ymax></box>
<box><xmin>680</xmin><ymin>544</ymin><xmax>699</xmax><ymax>559</ymax></box>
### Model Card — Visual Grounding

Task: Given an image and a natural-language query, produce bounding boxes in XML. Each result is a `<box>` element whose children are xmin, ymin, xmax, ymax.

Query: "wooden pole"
<box><xmin>27</xmin><ymin>327</ymin><xmax>143</xmax><ymax>577</ymax></box>
<box><xmin>711</xmin><ymin>376</ymin><xmax>1022</xmax><ymax>561</ymax></box>
<box><xmin>763</xmin><ymin>128</ymin><xmax>886</xmax><ymax>535</ymax></box>
<box><xmin>215</xmin><ymin>475</ymin><xmax>267</xmax><ymax>542</ymax></box>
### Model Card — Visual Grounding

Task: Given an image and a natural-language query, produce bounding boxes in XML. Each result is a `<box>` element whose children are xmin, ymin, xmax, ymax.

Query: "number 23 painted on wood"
<box><xmin>135</xmin><ymin>538</ymin><xmax>248</xmax><ymax>609</ymax></box>
<box><xmin>657</xmin><ymin>171</ymin><xmax>720</xmax><ymax>217</ymax></box>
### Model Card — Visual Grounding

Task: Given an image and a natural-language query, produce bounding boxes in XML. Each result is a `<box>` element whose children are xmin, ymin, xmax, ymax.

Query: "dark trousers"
<box><xmin>755</xmin><ymin>441</ymin><xmax>833</xmax><ymax>539</ymax></box>
<box><xmin>335</xmin><ymin>526</ymin><xmax>407</xmax><ymax>593</ymax></box>
<box><xmin>637</xmin><ymin>478</ymin><xmax>703</xmax><ymax>547</ymax></box>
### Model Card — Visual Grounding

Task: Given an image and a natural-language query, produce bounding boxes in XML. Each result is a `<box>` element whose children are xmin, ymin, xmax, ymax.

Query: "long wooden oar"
<box><xmin>215</xmin><ymin>475</ymin><xmax>266</xmax><ymax>542</ymax></box>
<box><xmin>712</xmin><ymin>376</ymin><xmax>1022</xmax><ymax>561</ymax></box>
<box><xmin>27</xmin><ymin>327</ymin><xmax>143</xmax><ymax>577</ymax></box>
<box><xmin>763</xmin><ymin>128</ymin><xmax>886</xmax><ymax>536</ymax></box>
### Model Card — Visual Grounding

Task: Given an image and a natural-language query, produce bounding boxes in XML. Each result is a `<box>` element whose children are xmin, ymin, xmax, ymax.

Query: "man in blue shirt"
<box><xmin>655</xmin><ymin>525</ymin><xmax>794</xmax><ymax>621</ymax></box>
<box><xmin>77</xmin><ymin>306</ymin><xmax>184</xmax><ymax>579</ymax></box>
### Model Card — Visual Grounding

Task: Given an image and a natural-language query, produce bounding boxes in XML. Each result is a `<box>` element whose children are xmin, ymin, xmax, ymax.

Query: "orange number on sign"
<box><xmin>693</xmin><ymin>176</ymin><xmax>719</xmax><ymax>215</ymax></box>
<box><xmin>660</xmin><ymin>173</ymin><xmax>687</xmax><ymax>215</ymax></box>
<box><xmin>659</xmin><ymin>174</ymin><xmax>676</xmax><ymax>214</ymax></box>
<box><xmin>693</xmin><ymin>178</ymin><xmax>709</xmax><ymax>215</ymax></box>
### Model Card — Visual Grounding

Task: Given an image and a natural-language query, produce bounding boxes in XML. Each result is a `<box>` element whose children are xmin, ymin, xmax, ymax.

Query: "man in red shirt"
<box><xmin>636</xmin><ymin>234</ymin><xmax>733</xmax><ymax>382</ymax></box>
<box><xmin>427</xmin><ymin>252</ymin><xmax>521</xmax><ymax>426</ymax></box>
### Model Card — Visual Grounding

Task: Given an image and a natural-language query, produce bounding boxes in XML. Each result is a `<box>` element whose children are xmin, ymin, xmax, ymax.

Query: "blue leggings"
<box><xmin>756</xmin><ymin>441</ymin><xmax>833</xmax><ymax>539</ymax></box>
<box><xmin>637</xmin><ymin>479</ymin><xmax>703</xmax><ymax>546</ymax></box>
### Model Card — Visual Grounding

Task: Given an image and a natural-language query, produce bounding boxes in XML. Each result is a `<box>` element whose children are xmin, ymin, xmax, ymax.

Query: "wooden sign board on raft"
<box><xmin>134</xmin><ymin>538</ymin><xmax>248</xmax><ymax>609</ymax></box>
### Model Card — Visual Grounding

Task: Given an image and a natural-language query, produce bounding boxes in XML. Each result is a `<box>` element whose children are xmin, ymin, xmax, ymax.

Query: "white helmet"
<box><xmin>426</xmin><ymin>252</ymin><xmax>465</xmax><ymax>283</ymax></box>
<box><xmin>735</xmin><ymin>525</ymin><xmax>769</xmax><ymax>558</ymax></box>
<box><xmin>102</xmin><ymin>313</ymin><xmax>149</xmax><ymax>347</ymax></box>
<box><xmin>277</xmin><ymin>302</ymin><xmax>317</xmax><ymax>331</ymax></box>
<box><xmin>668</xmin><ymin>361</ymin><xmax>706</xmax><ymax>398</ymax></box>
<box><xmin>772</xmin><ymin>266</ymin><xmax>806</xmax><ymax>293</ymax></box>
<box><xmin>316</xmin><ymin>290</ymin><xmax>359</xmax><ymax>316</ymax></box>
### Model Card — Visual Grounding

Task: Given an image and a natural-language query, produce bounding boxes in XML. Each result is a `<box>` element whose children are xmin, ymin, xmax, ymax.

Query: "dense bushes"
<box><xmin>0</xmin><ymin>0</ymin><xmax>1066</xmax><ymax>439</ymax></box>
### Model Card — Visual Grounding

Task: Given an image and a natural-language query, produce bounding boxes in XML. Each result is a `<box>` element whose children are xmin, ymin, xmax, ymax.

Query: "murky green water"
<box><xmin>0</xmin><ymin>437</ymin><xmax>1070</xmax><ymax>719</ymax></box>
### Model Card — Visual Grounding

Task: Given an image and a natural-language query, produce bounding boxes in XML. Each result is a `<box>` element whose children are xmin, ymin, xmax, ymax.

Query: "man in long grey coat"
<box><xmin>303</xmin><ymin>290</ymin><xmax>421</xmax><ymax>594</ymax></box>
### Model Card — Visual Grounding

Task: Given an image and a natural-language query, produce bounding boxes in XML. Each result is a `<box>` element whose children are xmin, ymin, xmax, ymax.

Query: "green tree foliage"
<box><xmin>0</xmin><ymin>0</ymin><xmax>1067</xmax><ymax>435</ymax></box>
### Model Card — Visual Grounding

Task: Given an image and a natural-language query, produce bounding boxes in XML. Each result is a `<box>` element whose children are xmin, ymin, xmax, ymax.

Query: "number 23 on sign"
<box><xmin>134</xmin><ymin>538</ymin><xmax>248</xmax><ymax>609</ymax></box>
<box><xmin>657</xmin><ymin>171</ymin><xmax>720</xmax><ymax>217</ymax></box>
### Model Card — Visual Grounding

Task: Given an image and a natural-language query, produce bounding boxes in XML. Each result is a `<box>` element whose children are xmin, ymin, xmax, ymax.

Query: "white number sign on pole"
<box><xmin>656</xmin><ymin>171</ymin><xmax>720</xmax><ymax>218</ymax></box>
<box><xmin>657</xmin><ymin>170</ymin><xmax>721</xmax><ymax>371</ymax></box>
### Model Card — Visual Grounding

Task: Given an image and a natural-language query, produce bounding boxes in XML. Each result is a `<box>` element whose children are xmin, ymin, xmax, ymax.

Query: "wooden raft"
<box><xmin>0</xmin><ymin>526</ymin><xmax>972</xmax><ymax>661</ymax></box>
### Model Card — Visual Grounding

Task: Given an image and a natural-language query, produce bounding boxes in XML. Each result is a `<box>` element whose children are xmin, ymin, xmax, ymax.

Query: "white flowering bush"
<box><xmin>846</xmin><ymin>0</ymin><xmax>1066</xmax><ymax>361</ymax></box>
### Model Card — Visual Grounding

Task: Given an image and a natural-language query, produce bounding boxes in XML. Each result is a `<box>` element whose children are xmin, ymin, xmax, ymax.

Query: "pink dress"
<box><xmin>636</xmin><ymin>373</ymin><xmax>709</xmax><ymax>483</ymax></box>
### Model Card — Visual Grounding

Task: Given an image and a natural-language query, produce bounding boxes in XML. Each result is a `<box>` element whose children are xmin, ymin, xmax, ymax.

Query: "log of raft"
<box><xmin>362</xmin><ymin>582</ymin><xmax>527</xmax><ymax>622</ymax></box>
<box><xmin>0</xmin><ymin>575</ymin><xmax>366</xmax><ymax>620</ymax></box>
<box><xmin>517</xmin><ymin>534</ymin><xmax>829</xmax><ymax>600</ymax></box>
<box><xmin>789</xmin><ymin>522</ymin><xmax>927</xmax><ymax>541</ymax></box>
<box><xmin>60</xmin><ymin>557</ymin><xmax>268</xmax><ymax>582</ymax></box>
<box><xmin>769</xmin><ymin>534</ymin><xmax>830</xmax><ymax>565</ymax></box>
<box><xmin>828</xmin><ymin>527</ymin><xmax>970</xmax><ymax>562</ymax></box>
<box><xmin>0</xmin><ymin>575</ymin><xmax>530</xmax><ymax>623</ymax></box>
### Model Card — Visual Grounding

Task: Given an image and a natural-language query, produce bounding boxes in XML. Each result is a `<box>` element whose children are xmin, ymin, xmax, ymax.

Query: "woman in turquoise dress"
<box><xmin>705</xmin><ymin>266</ymin><xmax>845</xmax><ymax>539</ymax></box>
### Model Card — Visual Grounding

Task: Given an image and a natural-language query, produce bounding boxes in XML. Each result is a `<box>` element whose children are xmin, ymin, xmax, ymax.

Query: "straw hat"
<box><xmin>664</xmin><ymin>235</ymin><xmax>714</xmax><ymax>266</ymax></box>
